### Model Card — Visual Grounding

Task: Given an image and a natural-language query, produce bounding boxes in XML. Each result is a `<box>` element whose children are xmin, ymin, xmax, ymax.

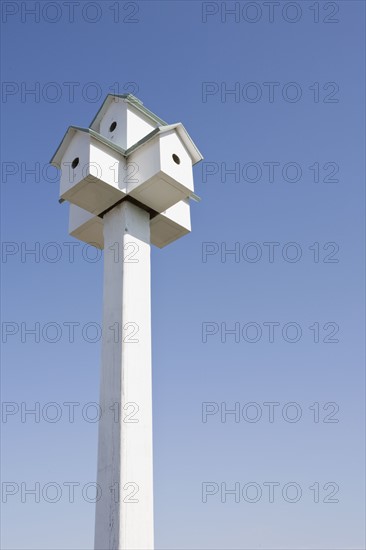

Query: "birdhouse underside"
<box><xmin>69</xmin><ymin>200</ymin><xmax>191</xmax><ymax>249</ymax></box>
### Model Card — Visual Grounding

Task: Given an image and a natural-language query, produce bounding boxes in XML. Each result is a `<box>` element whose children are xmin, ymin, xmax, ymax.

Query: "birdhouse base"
<box><xmin>69</xmin><ymin>204</ymin><xmax>104</xmax><ymax>249</ymax></box>
<box><xmin>69</xmin><ymin>198</ymin><xmax>191</xmax><ymax>249</ymax></box>
<box><xmin>61</xmin><ymin>175</ymin><xmax>125</xmax><ymax>216</ymax></box>
<box><xmin>128</xmin><ymin>172</ymin><xmax>189</xmax><ymax>213</ymax></box>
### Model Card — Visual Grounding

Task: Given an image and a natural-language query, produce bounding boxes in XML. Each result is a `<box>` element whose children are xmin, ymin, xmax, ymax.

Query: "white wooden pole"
<box><xmin>94</xmin><ymin>201</ymin><xmax>154</xmax><ymax>550</ymax></box>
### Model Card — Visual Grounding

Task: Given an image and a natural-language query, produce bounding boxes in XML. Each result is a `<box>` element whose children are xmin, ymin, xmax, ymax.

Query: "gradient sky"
<box><xmin>1</xmin><ymin>1</ymin><xmax>365</xmax><ymax>549</ymax></box>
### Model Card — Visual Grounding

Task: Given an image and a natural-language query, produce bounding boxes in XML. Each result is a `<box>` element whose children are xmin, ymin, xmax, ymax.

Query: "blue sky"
<box><xmin>1</xmin><ymin>1</ymin><xmax>365</xmax><ymax>549</ymax></box>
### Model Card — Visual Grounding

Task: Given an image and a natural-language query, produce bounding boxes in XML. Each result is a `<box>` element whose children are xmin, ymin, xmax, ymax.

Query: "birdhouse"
<box><xmin>69</xmin><ymin>199</ymin><xmax>191</xmax><ymax>249</ymax></box>
<box><xmin>126</xmin><ymin>123</ymin><xmax>202</xmax><ymax>213</ymax></box>
<box><xmin>51</xmin><ymin>127</ymin><xmax>127</xmax><ymax>215</ymax></box>
<box><xmin>51</xmin><ymin>94</ymin><xmax>203</xmax><ymax>227</ymax></box>
<box><xmin>89</xmin><ymin>94</ymin><xmax>166</xmax><ymax>150</ymax></box>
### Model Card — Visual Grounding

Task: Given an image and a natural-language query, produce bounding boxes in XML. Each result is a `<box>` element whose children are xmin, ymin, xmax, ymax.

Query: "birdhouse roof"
<box><xmin>50</xmin><ymin>121</ymin><xmax>203</xmax><ymax>169</ymax></box>
<box><xmin>49</xmin><ymin>126</ymin><xmax>127</xmax><ymax>168</ymax></box>
<box><xmin>126</xmin><ymin>123</ymin><xmax>203</xmax><ymax>165</ymax></box>
<box><xmin>89</xmin><ymin>94</ymin><xmax>168</xmax><ymax>131</ymax></box>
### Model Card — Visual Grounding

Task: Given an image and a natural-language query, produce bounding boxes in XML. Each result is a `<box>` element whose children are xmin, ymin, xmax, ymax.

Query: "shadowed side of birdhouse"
<box><xmin>68</xmin><ymin>198</ymin><xmax>191</xmax><ymax>249</ymax></box>
<box><xmin>69</xmin><ymin>204</ymin><xmax>104</xmax><ymax>249</ymax></box>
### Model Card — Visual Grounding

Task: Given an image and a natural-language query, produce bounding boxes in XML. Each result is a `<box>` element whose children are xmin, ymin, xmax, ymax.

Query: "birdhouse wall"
<box><xmin>127</xmin><ymin>131</ymin><xmax>194</xmax><ymax>213</ymax></box>
<box><xmin>127</xmin><ymin>106</ymin><xmax>157</xmax><ymax>148</ymax></box>
<box><xmin>98</xmin><ymin>99</ymin><xmax>156</xmax><ymax>150</ymax></box>
<box><xmin>89</xmin><ymin>141</ymin><xmax>127</xmax><ymax>192</ymax></box>
<box><xmin>160</xmin><ymin>131</ymin><xmax>194</xmax><ymax>191</ymax></box>
<box><xmin>127</xmin><ymin>138</ymin><xmax>161</xmax><ymax>192</ymax></box>
<box><xmin>60</xmin><ymin>132</ymin><xmax>91</xmax><ymax>197</ymax></box>
<box><xmin>60</xmin><ymin>133</ymin><xmax>127</xmax><ymax>215</ymax></box>
<box><xmin>150</xmin><ymin>199</ymin><xmax>191</xmax><ymax>248</ymax></box>
<box><xmin>69</xmin><ymin>204</ymin><xmax>104</xmax><ymax>249</ymax></box>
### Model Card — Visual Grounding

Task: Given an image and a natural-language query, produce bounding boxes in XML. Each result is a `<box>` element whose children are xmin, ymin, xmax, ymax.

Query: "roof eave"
<box><xmin>125</xmin><ymin>123</ymin><xmax>204</xmax><ymax>165</ymax></box>
<box><xmin>50</xmin><ymin>126</ymin><xmax>127</xmax><ymax>168</ymax></box>
<box><xmin>50</xmin><ymin>126</ymin><xmax>85</xmax><ymax>168</ymax></box>
<box><xmin>174</xmin><ymin>123</ymin><xmax>204</xmax><ymax>165</ymax></box>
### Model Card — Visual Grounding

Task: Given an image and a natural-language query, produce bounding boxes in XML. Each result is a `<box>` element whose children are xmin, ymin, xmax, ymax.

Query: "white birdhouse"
<box><xmin>69</xmin><ymin>199</ymin><xmax>191</xmax><ymax>249</ymax></box>
<box><xmin>126</xmin><ymin>123</ymin><xmax>202</xmax><ymax>213</ymax></box>
<box><xmin>51</xmin><ymin>94</ymin><xmax>203</xmax><ymax>239</ymax></box>
<box><xmin>51</xmin><ymin>127</ymin><xmax>127</xmax><ymax>215</ymax></box>
<box><xmin>89</xmin><ymin>94</ymin><xmax>166</xmax><ymax>150</ymax></box>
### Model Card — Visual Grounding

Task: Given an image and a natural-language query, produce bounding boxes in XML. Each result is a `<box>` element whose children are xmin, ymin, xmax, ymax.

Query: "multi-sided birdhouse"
<box><xmin>51</xmin><ymin>94</ymin><xmax>203</xmax><ymax>246</ymax></box>
<box><xmin>126</xmin><ymin>123</ymin><xmax>201</xmax><ymax>213</ymax></box>
<box><xmin>51</xmin><ymin>127</ymin><xmax>127</xmax><ymax>215</ymax></box>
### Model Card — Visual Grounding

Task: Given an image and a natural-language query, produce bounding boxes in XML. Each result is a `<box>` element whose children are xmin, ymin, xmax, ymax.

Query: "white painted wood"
<box><xmin>150</xmin><ymin>198</ymin><xmax>191</xmax><ymax>248</ymax></box>
<box><xmin>69</xmin><ymin>199</ymin><xmax>191</xmax><ymax>250</ymax></box>
<box><xmin>51</xmin><ymin>95</ymin><xmax>203</xmax><ymax>549</ymax></box>
<box><xmin>98</xmin><ymin>98</ymin><xmax>157</xmax><ymax>150</ymax></box>
<box><xmin>60</xmin><ymin>131</ymin><xmax>127</xmax><ymax>215</ymax></box>
<box><xmin>69</xmin><ymin>205</ymin><xmax>104</xmax><ymax>249</ymax></box>
<box><xmin>94</xmin><ymin>201</ymin><xmax>154</xmax><ymax>550</ymax></box>
<box><xmin>128</xmin><ymin>130</ymin><xmax>194</xmax><ymax>212</ymax></box>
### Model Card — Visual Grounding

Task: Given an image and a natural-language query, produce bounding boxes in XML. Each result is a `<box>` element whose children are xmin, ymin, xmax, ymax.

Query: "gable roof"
<box><xmin>50</xmin><ymin>126</ymin><xmax>127</xmax><ymax>168</ymax></box>
<box><xmin>89</xmin><ymin>94</ymin><xmax>168</xmax><ymax>131</ymax></box>
<box><xmin>126</xmin><ymin>123</ymin><xmax>203</xmax><ymax>165</ymax></box>
<box><xmin>51</xmin><ymin>122</ymin><xmax>203</xmax><ymax>169</ymax></box>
